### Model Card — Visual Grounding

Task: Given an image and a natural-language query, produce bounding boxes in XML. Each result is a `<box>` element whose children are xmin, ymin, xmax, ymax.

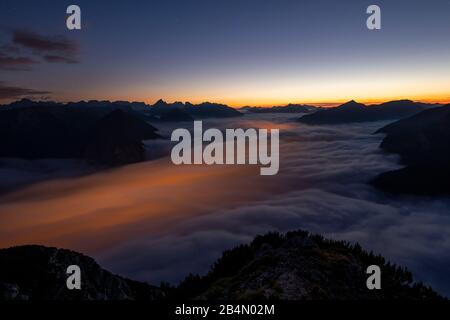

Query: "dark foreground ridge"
<box><xmin>171</xmin><ymin>231</ymin><xmax>441</xmax><ymax>300</ymax></box>
<box><xmin>0</xmin><ymin>245</ymin><xmax>163</xmax><ymax>300</ymax></box>
<box><xmin>0</xmin><ymin>231</ymin><xmax>442</xmax><ymax>300</ymax></box>
<box><xmin>372</xmin><ymin>104</ymin><xmax>450</xmax><ymax>195</ymax></box>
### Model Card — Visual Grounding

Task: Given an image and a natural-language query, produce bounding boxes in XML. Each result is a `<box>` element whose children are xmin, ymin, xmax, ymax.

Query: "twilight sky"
<box><xmin>1</xmin><ymin>0</ymin><xmax>450</xmax><ymax>106</ymax></box>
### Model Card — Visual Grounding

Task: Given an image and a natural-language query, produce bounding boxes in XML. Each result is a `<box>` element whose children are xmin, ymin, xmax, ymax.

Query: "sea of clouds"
<box><xmin>1</xmin><ymin>113</ymin><xmax>448</xmax><ymax>295</ymax></box>
<box><xmin>96</xmin><ymin>114</ymin><xmax>450</xmax><ymax>296</ymax></box>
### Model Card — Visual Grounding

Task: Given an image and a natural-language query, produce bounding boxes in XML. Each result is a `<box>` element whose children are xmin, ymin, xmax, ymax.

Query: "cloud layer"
<box><xmin>1</xmin><ymin>114</ymin><xmax>448</xmax><ymax>296</ymax></box>
<box><xmin>96</xmin><ymin>115</ymin><xmax>450</xmax><ymax>296</ymax></box>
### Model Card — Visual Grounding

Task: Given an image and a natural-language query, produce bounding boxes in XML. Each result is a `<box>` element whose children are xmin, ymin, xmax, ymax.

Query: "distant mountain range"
<box><xmin>150</xmin><ymin>99</ymin><xmax>243</xmax><ymax>120</ymax></box>
<box><xmin>3</xmin><ymin>99</ymin><xmax>440</xmax><ymax>124</ymax></box>
<box><xmin>372</xmin><ymin>104</ymin><xmax>450</xmax><ymax>195</ymax></box>
<box><xmin>298</xmin><ymin>100</ymin><xmax>441</xmax><ymax>124</ymax></box>
<box><xmin>240</xmin><ymin>104</ymin><xmax>318</xmax><ymax>114</ymax></box>
<box><xmin>1</xmin><ymin>230</ymin><xmax>442</xmax><ymax>300</ymax></box>
<box><xmin>0</xmin><ymin>98</ymin><xmax>244</xmax><ymax>121</ymax></box>
<box><xmin>0</xmin><ymin>98</ymin><xmax>246</xmax><ymax>164</ymax></box>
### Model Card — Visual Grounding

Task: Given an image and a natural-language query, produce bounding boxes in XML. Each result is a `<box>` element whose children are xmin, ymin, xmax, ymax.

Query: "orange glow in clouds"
<box><xmin>0</xmin><ymin>157</ymin><xmax>274</xmax><ymax>254</ymax></box>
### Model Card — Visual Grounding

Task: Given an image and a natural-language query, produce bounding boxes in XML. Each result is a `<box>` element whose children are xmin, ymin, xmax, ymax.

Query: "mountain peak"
<box><xmin>153</xmin><ymin>99</ymin><xmax>168</xmax><ymax>107</ymax></box>
<box><xmin>338</xmin><ymin>100</ymin><xmax>365</xmax><ymax>109</ymax></box>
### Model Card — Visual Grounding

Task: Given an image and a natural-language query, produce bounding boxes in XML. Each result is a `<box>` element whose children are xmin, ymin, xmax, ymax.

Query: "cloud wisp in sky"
<box><xmin>0</xmin><ymin>29</ymin><xmax>79</xmax><ymax>99</ymax></box>
<box><xmin>0</xmin><ymin>29</ymin><xmax>79</xmax><ymax>71</ymax></box>
<box><xmin>12</xmin><ymin>30</ymin><xmax>79</xmax><ymax>64</ymax></box>
<box><xmin>0</xmin><ymin>81</ymin><xmax>50</xmax><ymax>100</ymax></box>
<box><xmin>0</xmin><ymin>52</ymin><xmax>38</xmax><ymax>71</ymax></box>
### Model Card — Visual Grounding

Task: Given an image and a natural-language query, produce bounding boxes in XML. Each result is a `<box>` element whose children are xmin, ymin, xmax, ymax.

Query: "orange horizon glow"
<box><xmin>142</xmin><ymin>93</ymin><xmax>450</xmax><ymax>108</ymax></box>
<box><xmin>7</xmin><ymin>89</ymin><xmax>450</xmax><ymax>109</ymax></box>
<box><xmin>5</xmin><ymin>95</ymin><xmax>448</xmax><ymax>109</ymax></box>
<box><xmin>46</xmin><ymin>93</ymin><xmax>450</xmax><ymax>109</ymax></box>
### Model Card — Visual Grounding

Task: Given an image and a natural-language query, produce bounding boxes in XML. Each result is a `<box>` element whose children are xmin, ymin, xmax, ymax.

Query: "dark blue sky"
<box><xmin>1</xmin><ymin>0</ymin><xmax>450</xmax><ymax>105</ymax></box>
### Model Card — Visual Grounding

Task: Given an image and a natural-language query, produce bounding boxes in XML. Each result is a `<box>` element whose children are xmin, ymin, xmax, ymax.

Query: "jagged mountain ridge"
<box><xmin>0</xmin><ymin>98</ymin><xmax>243</xmax><ymax>120</ymax></box>
<box><xmin>150</xmin><ymin>99</ymin><xmax>243</xmax><ymax>119</ymax></box>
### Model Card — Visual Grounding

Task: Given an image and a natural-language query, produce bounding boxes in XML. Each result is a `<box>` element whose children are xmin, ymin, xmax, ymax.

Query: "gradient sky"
<box><xmin>1</xmin><ymin>0</ymin><xmax>450</xmax><ymax>106</ymax></box>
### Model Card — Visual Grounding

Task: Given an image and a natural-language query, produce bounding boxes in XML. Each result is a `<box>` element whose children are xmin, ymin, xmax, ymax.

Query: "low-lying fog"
<box><xmin>1</xmin><ymin>114</ymin><xmax>449</xmax><ymax>296</ymax></box>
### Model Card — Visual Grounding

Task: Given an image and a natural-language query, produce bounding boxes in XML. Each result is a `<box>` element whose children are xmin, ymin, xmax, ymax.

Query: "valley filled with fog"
<box><xmin>1</xmin><ymin>114</ymin><xmax>449</xmax><ymax>296</ymax></box>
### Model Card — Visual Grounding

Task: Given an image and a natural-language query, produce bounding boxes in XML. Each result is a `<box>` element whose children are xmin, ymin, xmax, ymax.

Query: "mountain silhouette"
<box><xmin>0</xmin><ymin>245</ymin><xmax>162</xmax><ymax>300</ymax></box>
<box><xmin>298</xmin><ymin>100</ymin><xmax>438</xmax><ymax>124</ymax></box>
<box><xmin>153</xmin><ymin>108</ymin><xmax>194</xmax><ymax>122</ymax></box>
<box><xmin>84</xmin><ymin>109</ymin><xmax>160</xmax><ymax>166</ymax></box>
<box><xmin>372</xmin><ymin>104</ymin><xmax>450</xmax><ymax>194</ymax></box>
<box><xmin>1</xmin><ymin>98</ymin><xmax>243</xmax><ymax>121</ymax></box>
<box><xmin>171</xmin><ymin>230</ymin><xmax>441</xmax><ymax>300</ymax></box>
<box><xmin>241</xmin><ymin>104</ymin><xmax>318</xmax><ymax>114</ymax></box>
<box><xmin>0</xmin><ymin>105</ymin><xmax>160</xmax><ymax>166</ymax></box>
<box><xmin>150</xmin><ymin>99</ymin><xmax>243</xmax><ymax>119</ymax></box>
